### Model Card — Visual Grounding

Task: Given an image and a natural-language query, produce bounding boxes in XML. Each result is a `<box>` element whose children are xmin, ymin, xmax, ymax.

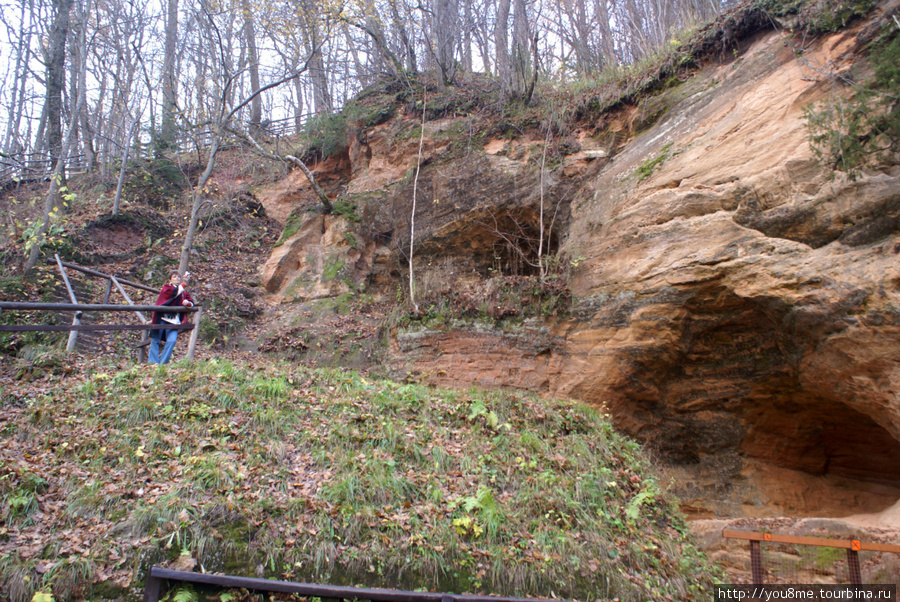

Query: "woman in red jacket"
<box><xmin>149</xmin><ymin>270</ymin><xmax>194</xmax><ymax>364</ymax></box>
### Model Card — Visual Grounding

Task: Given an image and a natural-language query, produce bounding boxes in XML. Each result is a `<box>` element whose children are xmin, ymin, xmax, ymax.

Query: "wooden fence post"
<box><xmin>186</xmin><ymin>306</ymin><xmax>202</xmax><ymax>361</ymax></box>
<box><xmin>750</xmin><ymin>540</ymin><xmax>764</xmax><ymax>585</ymax></box>
<box><xmin>847</xmin><ymin>544</ymin><xmax>862</xmax><ymax>585</ymax></box>
<box><xmin>56</xmin><ymin>255</ymin><xmax>81</xmax><ymax>352</ymax></box>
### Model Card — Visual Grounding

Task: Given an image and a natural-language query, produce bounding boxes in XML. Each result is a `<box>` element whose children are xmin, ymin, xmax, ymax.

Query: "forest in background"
<box><xmin>0</xmin><ymin>0</ymin><xmax>733</xmax><ymax>179</ymax></box>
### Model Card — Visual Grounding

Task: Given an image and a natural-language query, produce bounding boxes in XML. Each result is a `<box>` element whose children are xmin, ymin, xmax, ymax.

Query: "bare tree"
<box><xmin>176</xmin><ymin>3</ymin><xmax>325</xmax><ymax>273</ymax></box>
<box><xmin>160</xmin><ymin>0</ymin><xmax>179</xmax><ymax>149</ymax></box>
<box><xmin>25</xmin><ymin>0</ymin><xmax>92</xmax><ymax>273</ymax></box>
<box><xmin>1</xmin><ymin>0</ymin><xmax>37</xmax><ymax>156</ymax></box>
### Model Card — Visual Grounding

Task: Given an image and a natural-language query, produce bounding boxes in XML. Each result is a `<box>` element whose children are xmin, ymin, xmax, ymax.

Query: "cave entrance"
<box><xmin>742</xmin><ymin>398</ymin><xmax>900</xmax><ymax>487</ymax></box>
<box><xmin>473</xmin><ymin>207</ymin><xmax>561</xmax><ymax>278</ymax></box>
<box><xmin>623</xmin><ymin>284</ymin><xmax>900</xmax><ymax>515</ymax></box>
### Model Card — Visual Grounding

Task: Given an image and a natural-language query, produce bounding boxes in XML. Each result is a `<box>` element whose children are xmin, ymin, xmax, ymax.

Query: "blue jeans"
<box><xmin>149</xmin><ymin>327</ymin><xmax>179</xmax><ymax>364</ymax></box>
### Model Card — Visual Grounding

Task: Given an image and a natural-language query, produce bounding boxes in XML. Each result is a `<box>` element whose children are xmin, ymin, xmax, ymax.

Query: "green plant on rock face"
<box><xmin>804</xmin><ymin>28</ymin><xmax>900</xmax><ymax>178</ymax></box>
<box><xmin>275</xmin><ymin>210</ymin><xmax>306</xmax><ymax>247</ymax></box>
<box><xmin>302</xmin><ymin>112</ymin><xmax>350</xmax><ymax>159</ymax></box>
<box><xmin>805</xmin><ymin>0</ymin><xmax>874</xmax><ymax>33</ymax></box>
<box><xmin>332</xmin><ymin>199</ymin><xmax>361</xmax><ymax>223</ymax></box>
<box><xmin>636</xmin><ymin>142</ymin><xmax>674</xmax><ymax>182</ymax></box>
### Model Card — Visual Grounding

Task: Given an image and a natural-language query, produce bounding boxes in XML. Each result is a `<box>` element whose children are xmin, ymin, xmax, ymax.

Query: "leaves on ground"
<box><xmin>0</xmin><ymin>356</ymin><xmax>719</xmax><ymax>601</ymax></box>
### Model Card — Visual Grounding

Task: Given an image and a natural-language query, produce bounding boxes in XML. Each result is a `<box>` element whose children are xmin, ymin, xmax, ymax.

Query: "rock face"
<box><xmin>258</xmin><ymin>2</ymin><xmax>900</xmax><ymax>516</ymax></box>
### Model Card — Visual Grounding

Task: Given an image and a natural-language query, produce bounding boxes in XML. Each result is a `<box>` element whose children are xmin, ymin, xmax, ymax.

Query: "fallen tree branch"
<box><xmin>226</xmin><ymin>125</ymin><xmax>333</xmax><ymax>214</ymax></box>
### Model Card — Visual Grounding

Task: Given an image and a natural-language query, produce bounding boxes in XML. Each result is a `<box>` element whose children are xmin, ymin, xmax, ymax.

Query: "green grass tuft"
<box><xmin>0</xmin><ymin>359</ymin><xmax>720</xmax><ymax>601</ymax></box>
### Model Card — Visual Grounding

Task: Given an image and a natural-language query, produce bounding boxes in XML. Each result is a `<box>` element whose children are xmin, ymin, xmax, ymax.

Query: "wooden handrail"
<box><xmin>54</xmin><ymin>260</ymin><xmax>160</xmax><ymax>294</ymax></box>
<box><xmin>0</xmin><ymin>302</ymin><xmax>196</xmax><ymax>312</ymax></box>
<box><xmin>0</xmin><ymin>324</ymin><xmax>194</xmax><ymax>332</ymax></box>
<box><xmin>722</xmin><ymin>529</ymin><xmax>900</xmax><ymax>554</ymax></box>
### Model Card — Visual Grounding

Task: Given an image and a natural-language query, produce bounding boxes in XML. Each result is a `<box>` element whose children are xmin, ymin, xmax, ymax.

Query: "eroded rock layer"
<box><xmin>257</xmin><ymin>1</ymin><xmax>900</xmax><ymax>516</ymax></box>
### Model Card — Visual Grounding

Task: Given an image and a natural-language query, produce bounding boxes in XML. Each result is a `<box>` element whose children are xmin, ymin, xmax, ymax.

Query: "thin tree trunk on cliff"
<box><xmin>409</xmin><ymin>93</ymin><xmax>426</xmax><ymax>312</ymax></box>
<box><xmin>226</xmin><ymin>123</ymin><xmax>333</xmax><ymax>214</ymax></box>
<box><xmin>285</xmin><ymin>156</ymin><xmax>333</xmax><ymax>213</ymax></box>
<box><xmin>178</xmin><ymin>135</ymin><xmax>219</xmax><ymax>275</ymax></box>
<box><xmin>112</xmin><ymin>115</ymin><xmax>140</xmax><ymax>215</ymax></box>
<box><xmin>538</xmin><ymin>127</ymin><xmax>548</xmax><ymax>281</ymax></box>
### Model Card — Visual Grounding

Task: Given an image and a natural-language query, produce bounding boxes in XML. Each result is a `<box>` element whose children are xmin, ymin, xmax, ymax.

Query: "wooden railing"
<box><xmin>722</xmin><ymin>529</ymin><xmax>900</xmax><ymax>585</ymax></box>
<box><xmin>0</xmin><ymin>258</ymin><xmax>203</xmax><ymax>361</ymax></box>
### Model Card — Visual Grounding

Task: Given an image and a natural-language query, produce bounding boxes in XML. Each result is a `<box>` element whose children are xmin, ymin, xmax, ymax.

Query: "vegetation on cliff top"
<box><xmin>1</xmin><ymin>355</ymin><xmax>720</xmax><ymax>601</ymax></box>
<box><xmin>804</xmin><ymin>20</ymin><xmax>900</xmax><ymax>177</ymax></box>
<box><xmin>292</xmin><ymin>0</ymin><xmax>879</xmax><ymax>171</ymax></box>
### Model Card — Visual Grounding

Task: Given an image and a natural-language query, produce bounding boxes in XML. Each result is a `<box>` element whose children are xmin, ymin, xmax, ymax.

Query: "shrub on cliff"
<box><xmin>804</xmin><ymin>25</ymin><xmax>900</xmax><ymax>176</ymax></box>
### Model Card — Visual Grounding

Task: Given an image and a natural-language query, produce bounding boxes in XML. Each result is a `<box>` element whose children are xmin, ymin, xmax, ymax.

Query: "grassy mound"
<box><xmin>0</xmin><ymin>358</ymin><xmax>719</xmax><ymax>601</ymax></box>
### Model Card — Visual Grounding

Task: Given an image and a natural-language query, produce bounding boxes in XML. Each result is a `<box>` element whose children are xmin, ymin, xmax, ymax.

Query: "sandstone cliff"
<box><xmin>257</xmin><ymin>0</ymin><xmax>900</xmax><ymax>518</ymax></box>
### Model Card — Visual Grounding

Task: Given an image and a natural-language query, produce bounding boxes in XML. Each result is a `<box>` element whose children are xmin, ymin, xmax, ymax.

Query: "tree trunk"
<box><xmin>161</xmin><ymin>0</ymin><xmax>178</xmax><ymax>150</ymax></box>
<box><xmin>433</xmin><ymin>0</ymin><xmax>459</xmax><ymax>86</ymax></box>
<box><xmin>294</xmin><ymin>72</ymin><xmax>305</xmax><ymax>131</ymax></box>
<box><xmin>46</xmin><ymin>0</ymin><xmax>73</xmax><ymax>171</ymax></box>
<box><xmin>242</xmin><ymin>0</ymin><xmax>262</xmax><ymax>129</ymax></box>
<box><xmin>179</xmin><ymin>136</ymin><xmax>220</xmax><ymax>274</ymax></box>
<box><xmin>507</xmin><ymin>0</ymin><xmax>535</xmax><ymax>103</ymax></box>
<box><xmin>25</xmin><ymin>0</ymin><xmax>88</xmax><ymax>273</ymax></box>
<box><xmin>594</xmin><ymin>0</ymin><xmax>617</xmax><ymax>69</ymax></box>
<box><xmin>2</xmin><ymin>0</ymin><xmax>35</xmax><ymax>156</ymax></box>
<box><xmin>310</xmin><ymin>46</ymin><xmax>332</xmax><ymax>113</ymax></box>
<box><xmin>112</xmin><ymin>116</ymin><xmax>139</xmax><ymax>215</ymax></box>
<box><xmin>495</xmin><ymin>0</ymin><xmax>511</xmax><ymax>94</ymax></box>
<box><xmin>389</xmin><ymin>0</ymin><xmax>417</xmax><ymax>72</ymax></box>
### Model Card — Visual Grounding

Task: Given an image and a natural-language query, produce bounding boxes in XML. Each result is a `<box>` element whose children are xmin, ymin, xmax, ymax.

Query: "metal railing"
<box><xmin>143</xmin><ymin>567</ymin><xmax>557</xmax><ymax>602</ymax></box>
<box><xmin>0</xmin><ymin>152</ymin><xmax>88</xmax><ymax>185</ymax></box>
<box><xmin>0</xmin><ymin>113</ymin><xmax>326</xmax><ymax>187</ymax></box>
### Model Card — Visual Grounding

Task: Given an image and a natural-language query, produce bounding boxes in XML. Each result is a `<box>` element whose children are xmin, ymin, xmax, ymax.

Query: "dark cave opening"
<box><xmin>741</xmin><ymin>399</ymin><xmax>900</xmax><ymax>487</ymax></box>
<box><xmin>629</xmin><ymin>286</ymin><xmax>900</xmax><ymax>489</ymax></box>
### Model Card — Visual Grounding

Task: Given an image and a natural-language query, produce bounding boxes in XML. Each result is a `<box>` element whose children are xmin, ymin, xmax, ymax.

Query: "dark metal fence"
<box><xmin>143</xmin><ymin>567</ymin><xmax>557</xmax><ymax>602</ymax></box>
<box><xmin>0</xmin><ymin>114</ymin><xmax>317</xmax><ymax>187</ymax></box>
<box><xmin>0</xmin><ymin>152</ymin><xmax>88</xmax><ymax>185</ymax></box>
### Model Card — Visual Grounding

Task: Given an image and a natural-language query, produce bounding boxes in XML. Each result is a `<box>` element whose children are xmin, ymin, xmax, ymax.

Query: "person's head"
<box><xmin>168</xmin><ymin>271</ymin><xmax>181</xmax><ymax>285</ymax></box>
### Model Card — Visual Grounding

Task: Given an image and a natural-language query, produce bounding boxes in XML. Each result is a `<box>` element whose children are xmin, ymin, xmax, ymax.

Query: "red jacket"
<box><xmin>151</xmin><ymin>284</ymin><xmax>194</xmax><ymax>324</ymax></box>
